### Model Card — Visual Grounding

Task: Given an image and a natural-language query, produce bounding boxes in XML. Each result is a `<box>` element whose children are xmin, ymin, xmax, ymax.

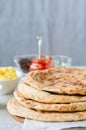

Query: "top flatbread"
<box><xmin>25</xmin><ymin>67</ymin><xmax>86</xmax><ymax>95</ymax></box>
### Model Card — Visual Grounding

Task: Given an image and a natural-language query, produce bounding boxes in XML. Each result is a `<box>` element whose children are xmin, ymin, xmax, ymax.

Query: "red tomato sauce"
<box><xmin>30</xmin><ymin>55</ymin><xmax>53</xmax><ymax>71</ymax></box>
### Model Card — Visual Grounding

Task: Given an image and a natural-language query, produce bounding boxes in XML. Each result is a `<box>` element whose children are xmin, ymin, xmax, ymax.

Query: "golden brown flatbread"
<box><xmin>14</xmin><ymin>90</ymin><xmax>86</xmax><ymax>112</ymax></box>
<box><xmin>7</xmin><ymin>98</ymin><xmax>86</xmax><ymax>122</ymax></box>
<box><xmin>18</xmin><ymin>82</ymin><xmax>86</xmax><ymax>103</ymax></box>
<box><xmin>25</xmin><ymin>67</ymin><xmax>86</xmax><ymax>95</ymax></box>
<box><xmin>11</xmin><ymin>115</ymin><xmax>24</xmax><ymax>123</ymax></box>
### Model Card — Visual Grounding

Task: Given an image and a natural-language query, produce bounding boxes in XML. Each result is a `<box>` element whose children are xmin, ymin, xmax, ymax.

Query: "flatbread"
<box><xmin>11</xmin><ymin>115</ymin><xmax>24</xmax><ymax>123</ymax></box>
<box><xmin>18</xmin><ymin>82</ymin><xmax>86</xmax><ymax>103</ymax></box>
<box><xmin>7</xmin><ymin>98</ymin><xmax>86</xmax><ymax>122</ymax></box>
<box><xmin>25</xmin><ymin>67</ymin><xmax>86</xmax><ymax>95</ymax></box>
<box><xmin>14</xmin><ymin>90</ymin><xmax>86</xmax><ymax>112</ymax></box>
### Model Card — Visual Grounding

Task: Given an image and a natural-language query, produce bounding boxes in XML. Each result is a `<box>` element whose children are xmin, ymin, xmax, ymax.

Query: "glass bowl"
<box><xmin>14</xmin><ymin>55</ymin><xmax>72</xmax><ymax>73</ymax></box>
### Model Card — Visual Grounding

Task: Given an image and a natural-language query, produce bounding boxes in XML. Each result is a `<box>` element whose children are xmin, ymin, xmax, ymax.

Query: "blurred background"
<box><xmin>0</xmin><ymin>0</ymin><xmax>86</xmax><ymax>66</ymax></box>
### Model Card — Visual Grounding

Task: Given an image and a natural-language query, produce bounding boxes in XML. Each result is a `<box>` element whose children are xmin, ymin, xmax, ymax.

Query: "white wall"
<box><xmin>0</xmin><ymin>0</ymin><xmax>86</xmax><ymax>66</ymax></box>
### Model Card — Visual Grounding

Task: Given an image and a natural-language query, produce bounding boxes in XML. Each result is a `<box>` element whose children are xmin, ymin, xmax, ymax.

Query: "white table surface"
<box><xmin>0</xmin><ymin>94</ymin><xmax>22</xmax><ymax>130</ymax></box>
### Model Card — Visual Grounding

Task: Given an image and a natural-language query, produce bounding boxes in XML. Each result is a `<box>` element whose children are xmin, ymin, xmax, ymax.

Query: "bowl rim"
<box><xmin>52</xmin><ymin>55</ymin><xmax>71</xmax><ymax>58</ymax></box>
<box><xmin>14</xmin><ymin>54</ymin><xmax>37</xmax><ymax>59</ymax></box>
<box><xmin>52</xmin><ymin>55</ymin><xmax>72</xmax><ymax>61</ymax></box>
<box><xmin>14</xmin><ymin>54</ymin><xmax>71</xmax><ymax>58</ymax></box>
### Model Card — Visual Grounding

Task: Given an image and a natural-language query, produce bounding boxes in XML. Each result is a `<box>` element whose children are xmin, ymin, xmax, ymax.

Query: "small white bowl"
<box><xmin>0</xmin><ymin>68</ymin><xmax>22</xmax><ymax>95</ymax></box>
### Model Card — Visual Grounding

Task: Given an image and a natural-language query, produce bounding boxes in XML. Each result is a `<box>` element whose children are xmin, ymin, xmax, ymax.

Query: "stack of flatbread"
<box><xmin>7</xmin><ymin>67</ymin><xmax>86</xmax><ymax>122</ymax></box>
